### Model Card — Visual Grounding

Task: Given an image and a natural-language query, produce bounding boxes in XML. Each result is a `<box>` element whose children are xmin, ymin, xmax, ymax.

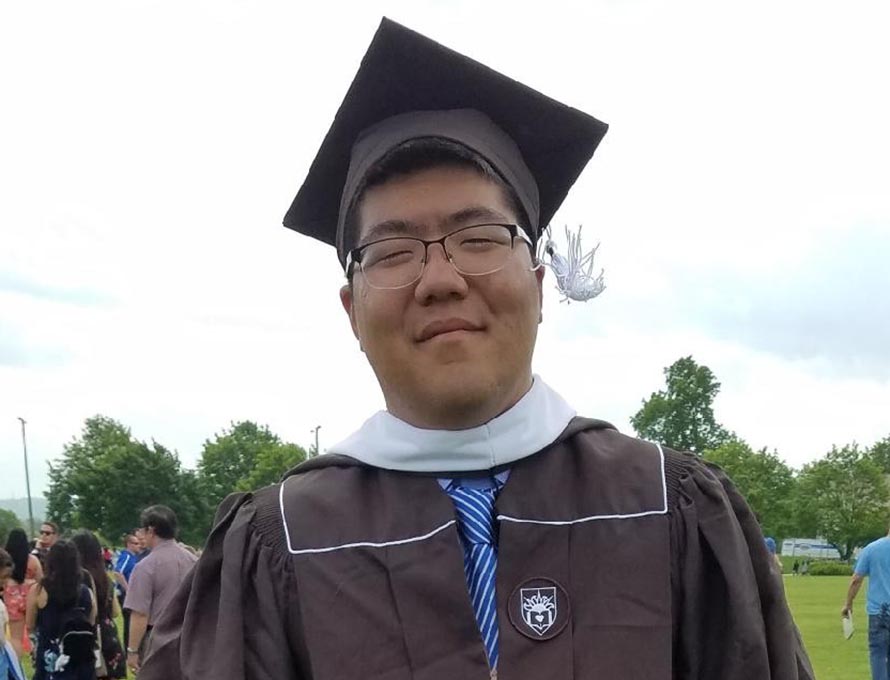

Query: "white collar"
<box><xmin>327</xmin><ymin>376</ymin><xmax>576</xmax><ymax>472</ymax></box>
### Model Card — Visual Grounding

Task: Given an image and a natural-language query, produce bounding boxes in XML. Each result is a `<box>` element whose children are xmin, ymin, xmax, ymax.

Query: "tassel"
<box><xmin>538</xmin><ymin>225</ymin><xmax>606</xmax><ymax>303</ymax></box>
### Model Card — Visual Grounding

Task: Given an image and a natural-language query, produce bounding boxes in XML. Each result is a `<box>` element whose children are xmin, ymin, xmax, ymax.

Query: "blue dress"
<box><xmin>33</xmin><ymin>585</ymin><xmax>95</xmax><ymax>680</ymax></box>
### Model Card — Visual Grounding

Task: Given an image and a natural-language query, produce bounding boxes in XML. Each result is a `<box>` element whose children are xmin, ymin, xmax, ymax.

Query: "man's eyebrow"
<box><xmin>447</xmin><ymin>206</ymin><xmax>511</xmax><ymax>225</ymax></box>
<box><xmin>360</xmin><ymin>206</ymin><xmax>512</xmax><ymax>245</ymax></box>
<box><xmin>360</xmin><ymin>219</ymin><xmax>418</xmax><ymax>244</ymax></box>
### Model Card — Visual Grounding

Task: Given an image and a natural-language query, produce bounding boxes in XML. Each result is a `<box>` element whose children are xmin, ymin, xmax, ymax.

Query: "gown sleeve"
<box><xmin>139</xmin><ymin>487</ymin><xmax>310</xmax><ymax>680</ymax></box>
<box><xmin>669</xmin><ymin>453</ymin><xmax>815</xmax><ymax>680</ymax></box>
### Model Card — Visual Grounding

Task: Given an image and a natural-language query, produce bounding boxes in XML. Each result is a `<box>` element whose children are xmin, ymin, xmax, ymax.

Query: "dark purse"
<box><xmin>95</xmin><ymin>586</ymin><xmax>127</xmax><ymax>678</ymax></box>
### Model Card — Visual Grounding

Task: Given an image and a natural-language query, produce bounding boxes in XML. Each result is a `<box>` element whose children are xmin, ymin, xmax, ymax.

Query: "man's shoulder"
<box><xmin>560</xmin><ymin>419</ymin><xmax>690</xmax><ymax>468</ymax></box>
<box><xmin>130</xmin><ymin>552</ymin><xmax>153</xmax><ymax>575</ymax></box>
<box><xmin>867</xmin><ymin>537</ymin><xmax>890</xmax><ymax>555</ymax></box>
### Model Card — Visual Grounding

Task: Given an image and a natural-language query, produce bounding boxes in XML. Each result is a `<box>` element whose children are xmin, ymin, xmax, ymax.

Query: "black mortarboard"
<box><xmin>283</xmin><ymin>17</ymin><xmax>608</xmax><ymax>267</ymax></box>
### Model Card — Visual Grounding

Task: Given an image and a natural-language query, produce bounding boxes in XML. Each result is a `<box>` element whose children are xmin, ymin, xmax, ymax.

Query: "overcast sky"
<box><xmin>2</xmin><ymin>0</ymin><xmax>888</xmax><ymax>500</ymax></box>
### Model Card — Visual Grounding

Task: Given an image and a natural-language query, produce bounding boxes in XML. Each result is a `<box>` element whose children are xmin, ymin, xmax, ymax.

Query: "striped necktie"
<box><xmin>447</xmin><ymin>485</ymin><xmax>499</xmax><ymax>668</ymax></box>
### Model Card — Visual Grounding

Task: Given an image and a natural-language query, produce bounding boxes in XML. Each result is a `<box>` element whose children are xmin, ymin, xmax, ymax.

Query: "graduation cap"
<box><xmin>283</xmin><ymin>17</ymin><xmax>608</xmax><ymax>267</ymax></box>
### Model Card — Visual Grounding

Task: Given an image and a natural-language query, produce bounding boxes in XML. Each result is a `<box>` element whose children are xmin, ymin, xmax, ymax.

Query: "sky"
<box><xmin>1</xmin><ymin>0</ymin><xmax>888</xmax><ymax>500</ymax></box>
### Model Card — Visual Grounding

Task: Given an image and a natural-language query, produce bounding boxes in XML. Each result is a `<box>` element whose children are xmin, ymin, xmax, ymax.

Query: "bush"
<box><xmin>807</xmin><ymin>560</ymin><xmax>853</xmax><ymax>576</ymax></box>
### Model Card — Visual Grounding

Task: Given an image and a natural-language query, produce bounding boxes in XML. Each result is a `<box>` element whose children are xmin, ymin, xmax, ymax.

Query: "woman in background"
<box><xmin>1</xmin><ymin>548</ymin><xmax>14</xmax><ymax>679</ymax></box>
<box><xmin>72</xmin><ymin>531</ymin><xmax>125</xmax><ymax>679</ymax></box>
<box><xmin>26</xmin><ymin>540</ymin><xmax>96</xmax><ymax>680</ymax></box>
<box><xmin>4</xmin><ymin>527</ymin><xmax>43</xmax><ymax>660</ymax></box>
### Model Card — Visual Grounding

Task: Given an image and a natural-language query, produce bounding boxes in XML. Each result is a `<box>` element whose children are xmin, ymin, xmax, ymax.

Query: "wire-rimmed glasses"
<box><xmin>345</xmin><ymin>223</ymin><xmax>533</xmax><ymax>290</ymax></box>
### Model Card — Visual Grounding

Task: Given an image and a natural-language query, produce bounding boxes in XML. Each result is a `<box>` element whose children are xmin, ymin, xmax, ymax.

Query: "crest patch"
<box><xmin>508</xmin><ymin>577</ymin><xmax>570</xmax><ymax>641</ymax></box>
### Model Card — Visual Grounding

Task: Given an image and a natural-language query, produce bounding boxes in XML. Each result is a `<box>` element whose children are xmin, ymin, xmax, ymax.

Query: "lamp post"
<box><xmin>310</xmin><ymin>425</ymin><xmax>321</xmax><ymax>457</ymax></box>
<box><xmin>17</xmin><ymin>417</ymin><xmax>35</xmax><ymax>539</ymax></box>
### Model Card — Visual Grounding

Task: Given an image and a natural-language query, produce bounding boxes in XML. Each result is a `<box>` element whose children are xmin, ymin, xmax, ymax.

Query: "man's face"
<box><xmin>340</xmin><ymin>165</ymin><xmax>544</xmax><ymax>429</ymax></box>
<box><xmin>39</xmin><ymin>524</ymin><xmax>57</xmax><ymax>548</ymax></box>
<box><xmin>126</xmin><ymin>535</ymin><xmax>142</xmax><ymax>553</ymax></box>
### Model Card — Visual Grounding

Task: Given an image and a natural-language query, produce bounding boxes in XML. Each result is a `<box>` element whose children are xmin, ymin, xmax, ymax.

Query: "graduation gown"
<box><xmin>140</xmin><ymin>418</ymin><xmax>814</xmax><ymax>679</ymax></box>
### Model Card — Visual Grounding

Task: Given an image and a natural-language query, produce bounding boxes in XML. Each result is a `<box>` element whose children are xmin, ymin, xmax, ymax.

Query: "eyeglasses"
<box><xmin>39</xmin><ymin>530</ymin><xmax>55</xmax><ymax>536</ymax></box>
<box><xmin>345</xmin><ymin>223</ymin><xmax>533</xmax><ymax>290</ymax></box>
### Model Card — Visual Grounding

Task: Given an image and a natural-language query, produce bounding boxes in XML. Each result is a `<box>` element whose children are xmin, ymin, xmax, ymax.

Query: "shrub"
<box><xmin>807</xmin><ymin>560</ymin><xmax>853</xmax><ymax>576</ymax></box>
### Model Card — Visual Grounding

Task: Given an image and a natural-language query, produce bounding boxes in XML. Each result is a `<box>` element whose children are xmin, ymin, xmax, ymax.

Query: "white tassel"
<box><xmin>538</xmin><ymin>225</ymin><xmax>606</xmax><ymax>303</ymax></box>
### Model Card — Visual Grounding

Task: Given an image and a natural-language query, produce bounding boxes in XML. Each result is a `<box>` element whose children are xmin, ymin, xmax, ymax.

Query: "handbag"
<box><xmin>97</xmin><ymin>589</ymin><xmax>127</xmax><ymax>678</ymax></box>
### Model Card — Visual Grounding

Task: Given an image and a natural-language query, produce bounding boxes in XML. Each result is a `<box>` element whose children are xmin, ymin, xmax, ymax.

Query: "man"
<box><xmin>141</xmin><ymin>18</ymin><xmax>813</xmax><ymax>679</ymax></box>
<box><xmin>765</xmin><ymin>536</ymin><xmax>783</xmax><ymax>571</ymax></box>
<box><xmin>124</xmin><ymin>505</ymin><xmax>196</xmax><ymax>673</ymax></box>
<box><xmin>114</xmin><ymin>531</ymin><xmax>146</xmax><ymax>649</ymax></box>
<box><xmin>843</xmin><ymin>530</ymin><xmax>890</xmax><ymax>679</ymax></box>
<box><xmin>30</xmin><ymin>521</ymin><xmax>58</xmax><ymax>568</ymax></box>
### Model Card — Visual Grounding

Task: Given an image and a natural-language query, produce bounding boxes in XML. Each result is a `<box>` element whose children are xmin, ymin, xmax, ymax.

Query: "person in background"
<box><xmin>0</xmin><ymin>547</ymin><xmax>16</xmax><ymax>680</ymax></box>
<box><xmin>4</xmin><ymin>527</ymin><xmax>43</xmax><ymax>660</ymax></box>
<box><xmin>124</xmin><ymin>505</ymin><xmax>196</xmax><ymax>673</ymax></box>
<box><xmin>25</xmin><ymin>540</ymin><xmax>97</xmax><ymax>680</ymax></box>
<box><xmin>764</xmin><ymin>536</ymin><xmax>783</xmax><ymax>572</ymax></box>
<box><xmin>72</xmin><ymin>530</ymin><xmax>126</xmax><ymax>679</ymax></box>
<box><xmin>113</xmin><ymin>531</ymin><xmax>144</xmax><ymax>649</ymax></box>
<box><xmin>31</xmin><ymin>522</ymin><xmax>60</xmax><ymax>569</ymax></box>
<box><xmin>843</xmin><ymin>529</ymin><xmax>890</xmax><ymax>680</ymax></box>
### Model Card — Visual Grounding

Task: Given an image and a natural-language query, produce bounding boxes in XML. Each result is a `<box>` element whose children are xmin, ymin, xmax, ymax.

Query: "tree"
<box><xmin>631</xmin><ymin>356</ymin><xmax>731</xmax><ymax>453</ymax></box>
<box><xmin>197</xmin><ymin>421</ymin><xmax>280</xmax><ymax>506</ymax></box>
<box><xmin>196</xmin><ymin>421</ymin><xmax>307</xmax><ymax>535</ymax></box>
<box><xmin>703</xmin><ymin>440</ymin><xmax>795</xmax><ymax>540</ymax></box>
<box><xmin>237</xmin><ymin>442</ymin><xmax>308</xmax><ymax>491</ymax></box>
<box><xmin>794</xmin><ymin>444</ymin><xmax>889</xmax><ymax>560</ymax></box>
<box><xmin>867</xmin><ymin>435</ymin><xmax>890</xmax><ymax>474</ymax></box>
<box><xmin>0</xmin><ymin>508</ymin><xmax>22</xmax><ymax>545</ymax></box>
<box><xmin>46</xmin><ymin>416</ymin><xmax>207</xmax><ymax>546</ymax></box>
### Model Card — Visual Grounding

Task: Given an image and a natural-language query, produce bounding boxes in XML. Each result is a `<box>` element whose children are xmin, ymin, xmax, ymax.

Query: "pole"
<box><xmin>311</xmin><ymin>425</ymin><xmax>321</xmax><ymax>457</ymax></box>
<box><xmin>17</xmin><ymin>417</ymin><xmax>35</xmax><ymax>539</ymax></box>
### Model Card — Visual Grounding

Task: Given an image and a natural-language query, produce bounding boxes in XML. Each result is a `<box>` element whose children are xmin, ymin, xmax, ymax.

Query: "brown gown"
<box><xmin>140</xmin><ymin>418</ymin><xmax>814</xmax><ymax>679</ymax></box>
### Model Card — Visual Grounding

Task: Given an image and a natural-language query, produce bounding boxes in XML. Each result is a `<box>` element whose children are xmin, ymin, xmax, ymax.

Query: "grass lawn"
<box><xmin>785</xmin><ymin>574</ymin><xmax>869</xmax><ymax>679</ymax></box>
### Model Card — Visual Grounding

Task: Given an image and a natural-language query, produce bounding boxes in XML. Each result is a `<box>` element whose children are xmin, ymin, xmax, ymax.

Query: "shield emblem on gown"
<box><xmin>520</xmin><ymin>587</ymin><xmax>557</xmax><ymax>635</ymax></box>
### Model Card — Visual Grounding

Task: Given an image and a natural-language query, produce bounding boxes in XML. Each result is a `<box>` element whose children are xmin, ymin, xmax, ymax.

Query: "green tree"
<box><xmin>237</xmin><ymin>442</ymin><xmax>308</xmax><ymax>491</ymax></box>
<box><xmin>45</xmin><ymin>416</ymin><xmax>207</xmax><ymax>547</ymax></box>
<box><xmin>794</xmin><ymin>444</ymin><xmax>889</xmax><ymax>560</ymax></box>
<box><xmin>197</xmin><ymin>421</ymin><xmax>280</xmax><ymax>505</ymax></box>
<box><xmin>703</xmin><ymin>440</ymin><xmax>795</xmax><ymax>540</ymax></box>
<box><xmin>631</xmin><ymin>356</ymin><xmax>731</xmax><ymax>453</ymax></box>
<box><xmin>0</xmin><ymin>508</ymin><xmax>23</xmax><ymax>545</ymax></box>
<box><xmin>196</xmin><ymin>421</ymin><xmax>308</xmax><ymax>535</ymax></box>
<box><xmin>867</xmin><ymin>435</ymin><xmax>890</xmax><ymax>474</ymax></box>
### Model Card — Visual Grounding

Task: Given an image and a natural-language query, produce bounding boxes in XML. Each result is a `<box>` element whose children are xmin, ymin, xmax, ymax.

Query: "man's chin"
<box><xmin>409</xmin><ymin>372</ymin><xmax>507</xmax><ymax>428</ymax></box>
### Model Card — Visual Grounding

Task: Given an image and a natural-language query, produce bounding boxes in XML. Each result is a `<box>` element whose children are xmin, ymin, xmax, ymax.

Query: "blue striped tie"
<box><xmin>447</xmin><ymin>485</ymin><xmax>499</xmax><ymax>668</ymax></box>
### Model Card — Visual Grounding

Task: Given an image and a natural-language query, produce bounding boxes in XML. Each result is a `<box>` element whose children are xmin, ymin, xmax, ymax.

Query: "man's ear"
<box><xmin>339</xmin><ymin>284</ymin><xmax>361</xmax><ymax>342</ymax></box>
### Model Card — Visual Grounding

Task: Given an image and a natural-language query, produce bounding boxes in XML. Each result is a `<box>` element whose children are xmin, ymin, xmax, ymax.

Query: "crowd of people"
<box><xmin>1</xmin><ymin>505</ymin><xmax>197</xmax><ymax>679</ymax></box>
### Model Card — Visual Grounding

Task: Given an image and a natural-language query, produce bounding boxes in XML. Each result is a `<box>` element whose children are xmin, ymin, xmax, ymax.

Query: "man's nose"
<box><xmin>414</xmin><ymin>242</ymin><xmax>469</xmax><ymax>302</ymax></box>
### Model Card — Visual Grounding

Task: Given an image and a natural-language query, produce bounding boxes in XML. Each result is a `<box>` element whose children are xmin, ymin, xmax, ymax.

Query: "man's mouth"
<box><xmin>417</xmin><ymin>318</ymin><xmax>484</xmax><ymax>342</ymax></box>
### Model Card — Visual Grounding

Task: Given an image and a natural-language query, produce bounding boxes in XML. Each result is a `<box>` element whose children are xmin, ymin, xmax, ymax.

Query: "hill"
<box><xmin>0</xmin><ymin>497</ymin><xmax>47</xmax><ymax>524</ymax></box>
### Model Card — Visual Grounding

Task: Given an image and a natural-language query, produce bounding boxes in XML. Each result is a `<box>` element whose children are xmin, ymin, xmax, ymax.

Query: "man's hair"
<box><xmin>41</xmin><ymin>520</ymin><xmax>59</xmax><ymax>534</ymax></box>
<box><xmin>343</xmin><ymin>137</ymin><xmax>532</xmax><ymax>265</ymax></box>
<box><xmin>139</xmin><ymin>505</ymin><xmax>178</xmax><ymax>540</ymax></box>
